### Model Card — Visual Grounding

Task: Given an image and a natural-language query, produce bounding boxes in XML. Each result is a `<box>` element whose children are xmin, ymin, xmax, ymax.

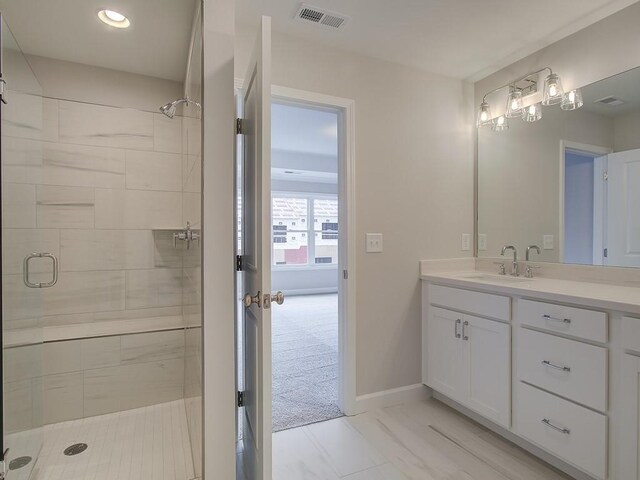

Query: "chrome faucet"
<box><xmin>526</xmin><ymin>245</ymin><xmax>541</xmax><ymax>261</ymax></box>
<box><xmin>501</xmin><ymin>245</ymin><xmax>519</xmax><ymax>276</ymax></box>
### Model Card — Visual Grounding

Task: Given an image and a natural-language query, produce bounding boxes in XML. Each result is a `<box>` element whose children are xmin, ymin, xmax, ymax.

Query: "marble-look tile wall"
<box><xmin>3</xmin><ymin>77</ymin><xmax>201</xmax><ymax>423</ymax></box>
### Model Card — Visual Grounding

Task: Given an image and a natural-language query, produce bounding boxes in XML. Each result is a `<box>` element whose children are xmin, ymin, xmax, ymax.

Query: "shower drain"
<box><xmin>9</xmin><ymin>456</ymin><xmax>32</xmax><ymax>470</ymax></box>
<box><xmin>64</xmin><ymin>443</ymin><xmax>88</xmax><ymax>456</ymax></box>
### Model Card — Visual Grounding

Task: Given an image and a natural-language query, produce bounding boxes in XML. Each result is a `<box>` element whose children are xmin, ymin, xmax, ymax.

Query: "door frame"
<box><xmin>235</xmin><ymin>80</ymin><xmax>357</xmax><ymax>416</ymax></box>
<box><xmin>558</xmin><ymin>140</ymin><xmax>612</xmax><ymax>264</ymax></box>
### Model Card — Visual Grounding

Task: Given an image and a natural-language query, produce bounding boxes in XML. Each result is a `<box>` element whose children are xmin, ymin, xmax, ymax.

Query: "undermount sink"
<box><xmin>456</xmin><ymin>273</ymin><xmax>532</xmax><ymax>283</ymax></box>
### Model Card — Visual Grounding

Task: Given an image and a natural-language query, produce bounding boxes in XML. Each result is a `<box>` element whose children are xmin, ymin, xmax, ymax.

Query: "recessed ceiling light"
<box><xmin>97</xmin><ymin>9</ymin><xmax>130</xmax><ymax>28</ymax></box>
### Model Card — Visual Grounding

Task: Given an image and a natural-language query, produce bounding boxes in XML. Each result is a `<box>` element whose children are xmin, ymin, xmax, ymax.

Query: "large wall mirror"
<box><xmin>478</xmin><ymin>66</ymin><xmax>640</xmax><ymax>268</ymax></box>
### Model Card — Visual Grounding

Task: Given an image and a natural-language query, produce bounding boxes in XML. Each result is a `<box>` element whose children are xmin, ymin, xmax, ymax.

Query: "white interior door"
<box><xmin>605</xmin><ymin>149</ymin><xmax>640</xmax><ymax>267</ymax></box>
<box><xmin>239</xmin><ymin>16</ymin><xmax>272</xmax><ymax>480</ymax></box>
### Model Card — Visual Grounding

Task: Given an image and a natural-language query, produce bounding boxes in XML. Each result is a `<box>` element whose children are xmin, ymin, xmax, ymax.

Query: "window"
<box><xmin>322</xmin><ymin>222</ymin><xmax>338</xmax><ymax>240</ymax></box>
<box><xmin>272</xmin><ymin>197</ymin><xmax>309</xmax><ymax>265</ymax></box>
<box><xmin>272</xmin><ymin>194</ymin><xmax>338</xmax><ymax>266</ymax></box>
<box><xmin>273</xmin><ymin>225</ymin><xmax>287</xmax><ymax>244</ymax></box>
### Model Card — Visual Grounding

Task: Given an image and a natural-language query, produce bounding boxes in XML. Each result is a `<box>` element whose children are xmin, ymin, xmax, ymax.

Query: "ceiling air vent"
<box><xmin>595</xmin><ymin>96</ymin><xmax>625</xmax><ymax>106</ymax></box>
<box><xmin>295</xmin><ymin>4</ymin><xmax>350</xmax><ymax>30</ymax></box>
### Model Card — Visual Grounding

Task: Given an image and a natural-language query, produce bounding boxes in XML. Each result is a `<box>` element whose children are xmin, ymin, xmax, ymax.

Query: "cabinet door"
<box><xmin>620</xmin><ymin>354</ymin><xmax>640</xmax><ymax>479</ymax></box>
<box><xmin>426</xmin><ymin>307</ymin><xmax>465</xmax><ymax>402</ymax></box>
<box><xmin>464</xmin><ymin>315</ymin><xmax>511</xmax><ymax>428</ymax></box>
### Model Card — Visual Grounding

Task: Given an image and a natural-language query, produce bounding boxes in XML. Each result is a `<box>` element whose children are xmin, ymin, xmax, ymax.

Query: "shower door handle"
<box><xmin>23</xmin><ymin>252</ymin><xmax>59</xmax><ymax>288</ymax></box>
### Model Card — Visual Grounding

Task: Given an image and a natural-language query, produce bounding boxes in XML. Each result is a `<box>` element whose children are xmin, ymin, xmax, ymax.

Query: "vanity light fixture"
<box><xmin>522</xmin><ymin>103</ymin><xmax>542</xmax><ymax>122</ymax></box>
<box><xmin>97</xmin><ymin>9</ymin><xmax>130</xmax><ymax>28</ymax></box>
<box><xmin>542</xmin><ymin>73</ymin><xmax>564</xmax><ymax>105</ymax></box>
<box><xmin>505</xmin><ymin>88</ymin><xmax>523</xmax><ymax>118</ymax></box>
<box><xmin>561</xmin><ymin>89</ymin><xmax>584</xmax><ymax>111</ymax></box>
<box><xmin>492</xmin><ymin>115</ymin><xmax>509</xmax><ymax>131</ymax></box>
<box><xmin>477</xmin><ymin>67</ymin><xmax>581</xmax><ymax>130</ymax></box>
<box><xmin>477</xmin><ymin>101</ymin><xmax>493</xmax><ymax>128</ymax></box>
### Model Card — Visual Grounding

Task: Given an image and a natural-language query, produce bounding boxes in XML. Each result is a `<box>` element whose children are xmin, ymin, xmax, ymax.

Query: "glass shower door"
<box><xmin>1</xmin><ymin>14</ymin><xmax>46</xmax><ymax>480</ymax></box>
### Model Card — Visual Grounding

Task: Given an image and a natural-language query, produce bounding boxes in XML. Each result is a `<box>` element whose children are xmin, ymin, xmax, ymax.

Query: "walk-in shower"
<box><xmin>0</xmin><ymin>1</ymin><xmax>203</xmax><ymax>479</ymax></box>
<box><xmin>160</xmin><ymin>96</ymin><xmax>201</xmax><ymax>118</ymax></box>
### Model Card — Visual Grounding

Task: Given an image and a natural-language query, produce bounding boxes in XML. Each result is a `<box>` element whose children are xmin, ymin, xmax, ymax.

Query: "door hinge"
<box><xmin>237</xmin><ymin>391</ymin><xmax>245</xmax><ymax>407</ymax></box>
<box><xmin>236</xmin><ymin>118</ymin><xmax>244</xmax><ymax>135</ymax></box>
<box><xmin>604</xmin><ymin>248</ymin><xmax>608</xmax><ymax>258</ymax></box>
<box><xmin>0</xmin><ymin>448</ymin><xmax>9</xmax><ymax>479</ymax></box>
<box><xmin>603</xmin><ymin>171</ymin><xmax>609</xmax><ymax>181</ymax></box>
<box><xmin>0</xmin><ymin>78</ymin><xmax>7</xmax><ymax>104</ymax></box>
<box><xmin>343</xmin><ymin>269</ymin><xmax>348</xmax><ymax>279</ymax></box>
<box><xmin>236</xmin><ymin>255</ymin><xmax>243</xmax><ymax>271</ymax></box>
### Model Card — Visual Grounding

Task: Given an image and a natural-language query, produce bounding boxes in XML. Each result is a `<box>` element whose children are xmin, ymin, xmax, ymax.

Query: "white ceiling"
<box><xmin>272</xmin><ymin>102</ymin><xmax>338</xmax><ymax>156</ymax></box>
<box><xmin>0</xmin><ymin>0</ymin><xmax>196</xmax><ymax>81</ymax></box>
<box><xmin>237</xmin><ymin>0</ymin><xmax>639</xmax><ymax>81</ymax></box>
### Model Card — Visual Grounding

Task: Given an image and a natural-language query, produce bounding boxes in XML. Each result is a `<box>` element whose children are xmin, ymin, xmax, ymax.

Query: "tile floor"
<box><xmin>263</xmin><ymin>397</ymin><xmax>572</xmax><ymax>480</ymax></box>
<box><xmin>32</xmin><ymin>400</ymin><xmax>196</xmax><ymax>480</ymax></box>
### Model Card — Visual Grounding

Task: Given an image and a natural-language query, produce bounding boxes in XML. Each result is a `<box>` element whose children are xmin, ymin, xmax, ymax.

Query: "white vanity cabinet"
<box><xmin>421</xmin><ymin>279</ymin><xmax>623</xmax><ymax>480</ymax></box>
<box><xmin>620</xmin><ymin>316</ymin><xmax>640</xmax><ymax>480</ymax></box>
<box><xmin>424</xmin><ymin>285</ymin><xmax>511</xmax><ymax>428</ymax></box>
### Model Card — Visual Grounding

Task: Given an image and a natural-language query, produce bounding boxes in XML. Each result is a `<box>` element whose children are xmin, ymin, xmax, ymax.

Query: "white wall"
<box><xmin>202</xmin><ymin>0</ymin><xmax>236</xmax><ymax>478</ymax></box>
<box><xmin>614</xmin><ymin>110</ymin><xmax>640</xmax><ymax>152</ymax></box>
<box><xmin>236</xmin><ymin>24</ymin><xmax>475</xmax><ymax>396</ymax></box>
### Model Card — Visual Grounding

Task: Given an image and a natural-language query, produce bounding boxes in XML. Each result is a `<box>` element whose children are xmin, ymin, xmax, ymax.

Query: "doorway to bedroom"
<box><xmin>270</xmin><ymin>99</ymin><xmax>342</xmax><ymax>431</ymax></box>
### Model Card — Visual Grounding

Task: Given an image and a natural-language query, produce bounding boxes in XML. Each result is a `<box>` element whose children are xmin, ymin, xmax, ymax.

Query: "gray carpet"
<box><xmin>272</xmin><ymin>293</ymin><xmax>343</xmax><ymax>432</ymax></box>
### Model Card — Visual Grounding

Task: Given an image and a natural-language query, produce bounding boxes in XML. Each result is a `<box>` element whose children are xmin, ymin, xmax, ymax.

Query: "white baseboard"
<box><xmin>352</xmin><ymin>384</ymin><xmax>431</xmax><ymax>415</ymax></box>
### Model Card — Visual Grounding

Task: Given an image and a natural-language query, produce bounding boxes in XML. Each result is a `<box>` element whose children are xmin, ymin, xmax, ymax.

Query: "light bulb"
<box><xmin>511</xmin><ymin>99</ymin><xmax>519</xmax><ymax>110</ymax></box>
<box><xmin>561</xmin><ymin>88</ymin><xmax>583</xmax><ymax>111</ymax></box>
<box><xmin>105</xmin><ymin>10</ymin><xmax>125</xmax><ymax>22</ymax></box>
<box><xmin>543</xmin><ymin>73</ymin><xmax>564</xmax><ymax>105</ymax></box>
<box><xmin>480</xmin><ymin>111</ymin><xmax>488</xmax><ymax>122</ymax></box>
<box><xmin>528</xmin><ymin>105</ymin><xmax>535</xmax><ymax>114</ymax></box>
<box><xmin>97</xmin><ymin>9</ymin><xmax>131</xmax><ymax>28</ymax></box>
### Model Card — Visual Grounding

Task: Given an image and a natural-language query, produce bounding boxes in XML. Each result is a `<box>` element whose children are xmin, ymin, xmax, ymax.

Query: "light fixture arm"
<box><xmin>481</xmin><ymin>67</ymin><xmax>553</xmax><ymax>102</ymax></box>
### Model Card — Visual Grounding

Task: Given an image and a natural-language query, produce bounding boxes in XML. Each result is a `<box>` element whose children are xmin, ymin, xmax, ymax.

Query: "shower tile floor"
<box><xmin>33</xmin><ymin>400</ymin><xmax>195</xmax><ymax>480</ymax></box>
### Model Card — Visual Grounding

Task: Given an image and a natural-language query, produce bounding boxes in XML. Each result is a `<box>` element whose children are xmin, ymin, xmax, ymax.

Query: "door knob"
<box><xmin>262</xmin><ymin>291</ymin><xmax>285</xmax><ymax>309</ymax></box>
<box><xmin>243</xmin><ymin>291</ymin><xmax>262</xmax><ymax>308</ymax></box>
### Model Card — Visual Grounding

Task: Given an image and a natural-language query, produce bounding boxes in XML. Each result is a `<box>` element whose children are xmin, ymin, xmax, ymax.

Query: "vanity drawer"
<box><xmin>518</xmin><ymin>328</ymin><xmax>607</xmax><ymax>411</ymax></box>
<box><xmin>622</xmin><ymin>316</ymin><xmax>640</xmax><ymax>352</ymax></box>
<box><xmin>518</xmin><ymin>299</ymin><xmax>607</xmax><ymax>343</ymax></box>
<box><xmin>516</xmin><ymin>382</ymin><xmax>607</xmax><ymax>480</ymax></box>
<box><xmin>428</xmin><ymin>284</ymin><xmax>510</xmax><ymax>321</ymax></box>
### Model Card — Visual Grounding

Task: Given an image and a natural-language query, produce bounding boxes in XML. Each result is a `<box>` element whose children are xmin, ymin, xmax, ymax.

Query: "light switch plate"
<box><xmin>366</xmin><ymin>233</ymin><xmax>383</xmax><ymax>253</ymax></box>
<box><xmin>478</xmin><ymin>234</ymin><xmax>487</xmax><ymax>251</ymax></box>
<box><xmin>543</xmin><ymin>235</ymin><xmax>554</xmax><ymax>250</ymax></box>
<box><xmin>461</xmin><ymin>233</ymin><xmax>471</xmax><ymax>251</ymax></box>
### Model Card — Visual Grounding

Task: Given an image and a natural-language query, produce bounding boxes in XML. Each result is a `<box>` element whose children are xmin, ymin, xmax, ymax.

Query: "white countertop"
<box><xmin>421</xmin><ymin>270</ymin><xmax>640</xmax><ymax>316</ymax></box>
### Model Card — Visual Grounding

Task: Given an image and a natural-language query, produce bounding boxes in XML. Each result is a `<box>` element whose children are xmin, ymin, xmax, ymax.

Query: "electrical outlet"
<box><xmin>461</xmin><ymin>233</ymin><xmax>471</xmax><ymax>251</ymax></box>
<box><xmin>366</xmin><ymin>233</ymin><xmax>383</xmax><ymax>253</ymax></box>
<box><xmin>478</xmin><ymin>234</ymin><xmax>487</xmax><ymax>251</ymax></box>
<box><xmin>543</xmin><ymin>235</ymin><xmax>554</xmax><ymax>250</ymax></box>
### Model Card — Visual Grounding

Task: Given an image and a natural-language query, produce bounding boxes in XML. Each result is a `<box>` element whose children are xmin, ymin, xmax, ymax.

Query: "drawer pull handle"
<box><xmin>542</xmin><ymin>360</ymin><xmax>571</xmax><ymax>372</ymax></box>
<box><xmin>541</xmin><ymin>418</ymin><xmax>571</xmax><ymax>435</ymax></box>
<box><xmin>462</xmin><ymin>320</ymin><xmax>469</xmax><ymax>341</ymax></box>
<box><xmin>542</xmin><ymin>314</ymin><xmax>571</xmax><ymax>324</ymax></box>
<box><xmin>454</xmin><ymin>319</ymin><xmax>461</xmax><ymax>339</ymax></box>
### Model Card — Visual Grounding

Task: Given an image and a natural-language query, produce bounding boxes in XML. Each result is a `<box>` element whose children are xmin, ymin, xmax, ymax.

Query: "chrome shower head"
<box><xmin>159</xmin><ymin>101</ymin><xmax>177</xmax><ymax>119</ymax></box>
<box><xmin>159</xmin><ymin>97</ymin><xmax>201</xmax><ymax>119</ymax></box>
